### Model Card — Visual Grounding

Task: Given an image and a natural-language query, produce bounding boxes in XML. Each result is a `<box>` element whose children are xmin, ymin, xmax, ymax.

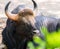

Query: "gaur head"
<box><xmin>5</xmin><ymin>0</ymin><xmax>38</xmax><ymax>39</ymax></box>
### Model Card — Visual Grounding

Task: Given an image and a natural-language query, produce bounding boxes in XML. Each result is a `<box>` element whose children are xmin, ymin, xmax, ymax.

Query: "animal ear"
<box><xmin>40</xmin><ymin>26</ymin><xmax>49</xmax><ymax>36</ymax></box>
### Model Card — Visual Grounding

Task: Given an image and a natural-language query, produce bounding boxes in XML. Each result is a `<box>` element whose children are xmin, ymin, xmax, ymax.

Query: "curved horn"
<box><xmin>32</xmin><ymin>0</ymin><xmax>37</xmax><ymax>10</ymax></box>
<box><xmin>5</xmin><ymin>1</ymin><xmax>18</xmax><ymax>21</ymax></box>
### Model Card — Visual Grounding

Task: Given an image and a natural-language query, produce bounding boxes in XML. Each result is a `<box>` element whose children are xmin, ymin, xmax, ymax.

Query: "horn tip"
<box><xmin>8</xmin><ymin>1</ymin><xmax>11</xmax><ymax>4</ymax></box>
<box><xmin>5</xmin><ymin>1</ymin><xmax>11</xmax><ymax>11</ymax></box>
<box><xmin>7</xmin><ymin>1</ymin><xmax>11</xmax><ymax>5</ymax></box>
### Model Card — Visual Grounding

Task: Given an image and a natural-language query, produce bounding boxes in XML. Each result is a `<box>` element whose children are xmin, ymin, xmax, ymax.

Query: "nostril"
<box><xmin>33</xmin><ymin>30</ymin><xmax>39</xmax><ymax>34</ymax></box>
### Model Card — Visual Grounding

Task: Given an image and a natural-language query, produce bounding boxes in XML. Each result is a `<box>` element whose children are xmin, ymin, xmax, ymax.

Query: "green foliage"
<box><xmin>27</xmin><ymin>35</ymin><xmax>45</xmax><ymax>49</ymax></box>
<box><xmin>41</xmin><ymin>26</ymin><xmax>60</xmax><ymax>49</ymax></box>
<box><xmin>27</xmin><ymin>26</ymin><xmax>60</xmax><ymax>49</ymax></box>
<box><xmin>27</xmin><ymin>42</ymin><xmax>35</xmax><ymax>49</ymax></box>
<box><xmin>33</xmin><ymin>35</ymin><xmax>45</xmax><ymax>49</ymax></box>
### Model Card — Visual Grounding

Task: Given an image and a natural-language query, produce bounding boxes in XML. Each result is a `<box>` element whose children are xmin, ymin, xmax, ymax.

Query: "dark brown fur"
<box><xmin>3</xmin><ymin>1</ymin><xmax>36</xmax><ymax>49</ymax></box>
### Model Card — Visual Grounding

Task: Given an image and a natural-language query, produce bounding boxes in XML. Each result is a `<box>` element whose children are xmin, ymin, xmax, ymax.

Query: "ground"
<box><xmin>0</xmin><ymin>17</ymin><xmax>6</xmax><ymax>49</ymax></box>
